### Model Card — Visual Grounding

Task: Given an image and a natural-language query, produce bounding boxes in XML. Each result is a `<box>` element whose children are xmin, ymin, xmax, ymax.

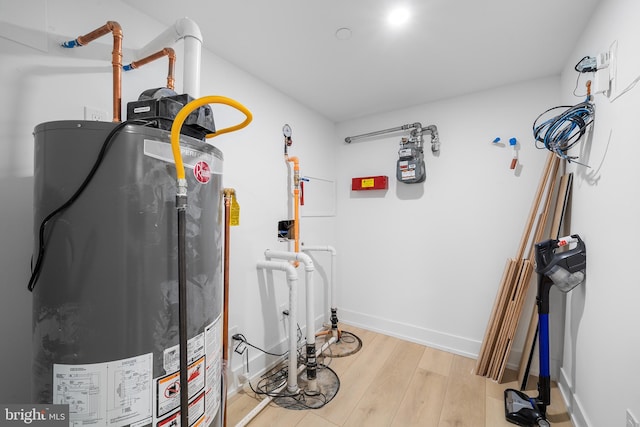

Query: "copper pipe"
<box><xmin>125</xmin><ymin>47</ymin><xmax>176</xmax><ymax>90</ymax></box>
<box><xmin>222</xmin><ymin>188</ymin><xmax>234</xmax><ymax>427</ymax></box>
<box><xmin>70</xmin><ymin>21</ymin><xmax>123</xmax><ymax>122</ymax></box>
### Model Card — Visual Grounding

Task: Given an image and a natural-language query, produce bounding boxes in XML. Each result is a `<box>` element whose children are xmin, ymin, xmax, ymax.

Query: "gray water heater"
<box><xmin>32</xmin><ymin>121</ymin><xmax>224</xmax><ymax>427</ymax></box>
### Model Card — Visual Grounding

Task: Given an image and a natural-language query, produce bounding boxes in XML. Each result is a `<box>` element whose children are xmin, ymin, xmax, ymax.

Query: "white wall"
<box><xmin>335</xmin><ymin>77</ymin><xmax>564</xmax><ymax>367</ymax></box>
<box><xmin>5</xmin><ymin>3</ymin><xmax>637</xmax><ymax>425</ymax></box>
<box><xmin>0</xmin><ymin>0</ymin><xmax>336</xmax><ymax>403</ymax></box>
<box><xmin>558</xmin><ymin>1</ymin><xmax>640</xmax><ymax>426</ymax></box>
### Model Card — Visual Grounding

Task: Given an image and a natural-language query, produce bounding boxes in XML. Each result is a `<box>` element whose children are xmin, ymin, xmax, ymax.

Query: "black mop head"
<box><xmin>504</xmin><ymin>389</ymin><xmax>550</xmax><ymax>427</ymax></box>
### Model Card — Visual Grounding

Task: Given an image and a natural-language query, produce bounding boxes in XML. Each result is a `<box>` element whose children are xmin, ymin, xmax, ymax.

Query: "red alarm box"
<box><xmin>351</xmin><ymin>175</ymin><xmax>388</xmax><ymax>191</ymax></box>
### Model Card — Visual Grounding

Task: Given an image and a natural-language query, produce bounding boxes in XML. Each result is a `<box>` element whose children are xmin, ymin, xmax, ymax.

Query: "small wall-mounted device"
<box><xmin>278</xmin><ymin>220</ymin><xmax>295</xmax><ymax>240</ymax></box>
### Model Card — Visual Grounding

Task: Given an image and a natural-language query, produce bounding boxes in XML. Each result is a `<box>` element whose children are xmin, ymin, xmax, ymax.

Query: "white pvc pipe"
<box><xmin>302</xmin><ymin>246</ymin><xmax>336</xmax><ymax>308</ymax></box>
<box><xmin>255</xmin><ymin>260</ymin><xmax>299</xmax><ymax>393</ymax></box>
<box><xmin>264</xmin><ymin>250</ymin><xmax>318</xmax><ymax>393</ymax></box>
<box><xmin>234</xmin><ymin>380</ymin><xmax>286</xmax><ymax>427</ymax></box>
<box><xmin>182</xmin><ymin>33</ymin><xmax>201</xmax><ymax>97</ymax></box>
<box><xmin>302</xmin><ymin>245</ymin><xmax>337</xmax><ymax>337</ymax></box>
<box><xmin>318</xmin><ymin>336</ymin><xmax>338</xmax><ymax>355</ymax></box>
<box><xmin>134</xmin><ymin>17</ymin><xmax>202</xmax><ymax>96</ymax></box>
<box><xmin>235</xmin><ymin>260</ymin><xmax>300</xmax><ymax>427</ymax></box>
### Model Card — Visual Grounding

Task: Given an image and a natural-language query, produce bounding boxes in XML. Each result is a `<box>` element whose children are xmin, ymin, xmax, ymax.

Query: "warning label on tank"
<box><xmin>163</xmin><ymin>333</ymin><xmax>205</xmax><ymax>374</ymax></box>
<box><xmin>156</xmin><ymin>356</ymin><xmax>206</xmax><ymax>418</ymax></box>
<box><xmin>155</xmin><ymin>390</ymin><xmax>206</xmax><ymax>427</ymax></box>
<box><xmin>153</xmin><ymin>318</ymin><xmax>222</xmax><ymax>426</ymax></box>
<box><xmin>53</xmin><ymin>353</ymin><xmax>153</xmax><ymax>427</ymax></box>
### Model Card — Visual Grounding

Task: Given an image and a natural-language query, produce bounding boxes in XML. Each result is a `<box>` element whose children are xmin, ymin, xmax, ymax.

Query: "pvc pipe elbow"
<box><xmin>256</xmin><ymin>260</ymin><xmax>298</xmax><ymax>282</ymax></box>
<box><xmin>264</xmin><ymin>249</ymin><xmax>314</xmax><ymax>270</ymax></box>
<box><xmin>302</xmin><ymin>245</ymin><xmax>337</xmax><ymax>255</ymax></box>
<box><xmin>139</xmin><ymin>17</ymin><xmax>203</xmax><ymax>54</ymax></box>
<box><xmin>175</xmin><ymin>17</ymin><xmax>203</xmax><ymax>43</ymax></box>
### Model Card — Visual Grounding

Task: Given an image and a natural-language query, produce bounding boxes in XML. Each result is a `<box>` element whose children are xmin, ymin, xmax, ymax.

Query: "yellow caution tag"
<box><xmin>230</xmin><ymin>193</ymin><xmax>240</xmax><ymax>226</ymax></box>
<box><xmin>361</xmin><ymin>178</ymin><xmax>375</xmax><ymax>188</ymax></box>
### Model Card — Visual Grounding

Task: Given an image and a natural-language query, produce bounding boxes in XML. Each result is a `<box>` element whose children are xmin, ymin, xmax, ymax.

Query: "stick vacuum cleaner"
<box><xmin>505</xmin><ymin>234</ymin><xmax>586</xmax><ymax>426</ymax></box>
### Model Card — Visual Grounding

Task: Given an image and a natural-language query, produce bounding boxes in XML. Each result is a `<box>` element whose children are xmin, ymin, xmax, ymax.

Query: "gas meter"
<box><xmin>396</xmin><ymin>133</ymin><xmax>426</xmax><ymax>183</ymax></box>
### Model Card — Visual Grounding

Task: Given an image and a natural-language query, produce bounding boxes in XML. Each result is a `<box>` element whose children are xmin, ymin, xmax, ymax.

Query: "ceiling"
<box><xmin>122</xmin><ymin>0</ymin><xmax>601</xmax><ymax>123</ymax></box>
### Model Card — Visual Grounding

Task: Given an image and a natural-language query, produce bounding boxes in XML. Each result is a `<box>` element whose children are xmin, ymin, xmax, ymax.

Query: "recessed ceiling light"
<box><xmin>335</xmin><ymin>27</ymin><xmax>353</xmax><ymax>40</ymax></box>
<box><xmin>388</xmin><ymin>6</ymin><xmax>410</xmax><ymax>27</ymax></box>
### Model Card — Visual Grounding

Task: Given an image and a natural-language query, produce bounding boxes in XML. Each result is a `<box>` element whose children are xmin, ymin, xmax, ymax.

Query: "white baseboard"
<box><xmin>338</xmin><ymin>308</ymin><xmax>480</xmax><ymax>359</ymax></box>
<box><xmin>558</xmin><ymin>366</ymin><xmax>592</xmax><ymax>427</ymax></box>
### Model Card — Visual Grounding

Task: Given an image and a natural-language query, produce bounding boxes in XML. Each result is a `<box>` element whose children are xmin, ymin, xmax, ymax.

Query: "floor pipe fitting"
<box><xmin>234</xmin><ymin>334</ymin><xmax>336</xmax><ymax>427</ymax></box>
<box><xmin>256</xmin><ymin>260</ymin><xmax>299</xmax><ymax>393</ymax></box>
<box><xmin>264</xmin><ymin>250</ymin><xmax>318</xmax><ymax>394</ymax></box>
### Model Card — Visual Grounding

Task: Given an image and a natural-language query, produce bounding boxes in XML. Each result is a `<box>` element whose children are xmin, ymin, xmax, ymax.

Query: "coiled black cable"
<box><xmin>233</xmin><ymin>330</ymin><xmax>338</xmax><ymax>409</ymax></box>
<box><xmin>28</xmin><ymin>120</ymin><xmax>153</xmax><ymax>291</ymax></box>
<box><xmin>532</xmin><ymin>100</ymin><xmax>595</xmax><ymax>164</ymax></box>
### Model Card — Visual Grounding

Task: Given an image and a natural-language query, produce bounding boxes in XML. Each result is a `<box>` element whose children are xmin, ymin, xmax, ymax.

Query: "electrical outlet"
<box><xmin>592</xmin><ymin>49</ymin><xmax>611</xmax><ymax>95</ymax></box>
<box><xmin>229</xmin><ymin>326</ymin><xmax>239</xmax><ymax>350</ymax></box>
<box><xmin>627</xmin><ymin>409</ymin><xmax>639</xmax><ymax>427</ymax></box>
<box><xmin>84</xmin><ymin>106</ymin><xmax>108</xmax><ymax>121</ymax></box>
<box><xmin>596</xmin><ymin>51</ymin><xmax>610</xmax><ymax>69</ymax></box>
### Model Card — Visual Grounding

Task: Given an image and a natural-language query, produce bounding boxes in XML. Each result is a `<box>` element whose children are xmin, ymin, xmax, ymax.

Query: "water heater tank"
<box><xmin>31</xmin><ymin>121</ymin><xmax>224</xmax><ymax>427</ymax></box>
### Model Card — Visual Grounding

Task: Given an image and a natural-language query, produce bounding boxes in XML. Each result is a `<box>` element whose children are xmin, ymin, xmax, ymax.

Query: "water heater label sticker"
<box><xmin>188</xmin><ymin>391</ymin><xmax>206</xmax><ymax>426</ymax></box>
<box><xmin>204</xmin><ymin>316</ymin><xmax>222</xmax><ymax>423</ymax></box>
<box><xmin>163</xmin><ymin>332</ymin><xmax>206</xmax><ymax>374</ymax></box>
<box><xmin>53</xmin><ymin>353</ymin><xmax>153</xmax><ymax>427</ymax></box>
<box><xmin>156</xmin><ymin>410</ymin><xmax>179</xmax><ymax>427</ymax></box>
<box><xmin>155</xmin><ymin>356</ymin><xmax>206</xmax><ymax>418</ymax></box>
<box><xmin>143</xmin><ymin>139</ymin><xmax>223</xmax><ymax>174</ymax></box>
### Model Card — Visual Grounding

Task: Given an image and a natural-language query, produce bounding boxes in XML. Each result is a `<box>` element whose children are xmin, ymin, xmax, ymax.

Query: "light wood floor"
<box><xmin>226</xmin><ymin>324</ymin><xmax>573</xmax><ymax>427</ymax></box>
